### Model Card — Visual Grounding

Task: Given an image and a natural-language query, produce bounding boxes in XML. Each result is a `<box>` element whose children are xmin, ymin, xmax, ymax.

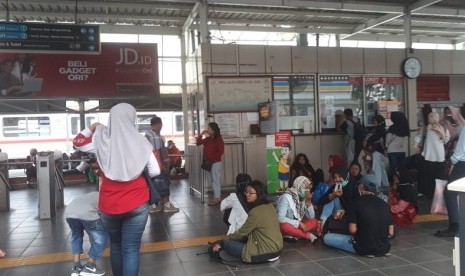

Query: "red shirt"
<box><xmin>196</xmin><ymin>135</ymin><xmax>224</xmax><ymax>163</ymax></box>
<box><xmin>99</xmin><ymin>174</ymin><xmax>149</xmax><ymax>215</ymax></box>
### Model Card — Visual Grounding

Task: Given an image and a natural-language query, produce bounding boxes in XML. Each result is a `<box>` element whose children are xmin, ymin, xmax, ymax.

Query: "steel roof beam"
<box><xmin>341</xmin><ymin>0</ymin><xmax>442</xmax><ymax>40</ymax></box>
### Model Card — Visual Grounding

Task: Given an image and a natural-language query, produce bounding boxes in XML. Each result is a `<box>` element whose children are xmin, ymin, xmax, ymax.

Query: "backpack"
<box><xmin>348</xmin><ymin>119</ymin><xmax>369</xmax><ymax>146</ymax></box>
<box><xmin>312</xmin><ymin>182</ymin><xmax>330</xmax><ymax>205</ymax></box>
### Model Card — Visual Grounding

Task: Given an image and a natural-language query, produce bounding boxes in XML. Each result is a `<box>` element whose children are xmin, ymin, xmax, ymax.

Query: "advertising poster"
<box><xmin>0</xmin><ymin>43</ymin><xmax>159</xmax><ymax>98</ymax></box>
<box><xmin>266</xmin><ymin>131</ymin><xmax>291</xmax><ymax>193</ymax></box>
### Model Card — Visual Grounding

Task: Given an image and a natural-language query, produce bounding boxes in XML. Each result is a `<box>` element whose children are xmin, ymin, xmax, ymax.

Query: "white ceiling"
<box><xmin>1</xmin><ymin>1</ymin><xmax>464</xmax><ymax>112</ymax></box>
<box><xmin>1</xmin><ymin>0</ymin><xmax>465</xmax><ymax>44</ymax></box>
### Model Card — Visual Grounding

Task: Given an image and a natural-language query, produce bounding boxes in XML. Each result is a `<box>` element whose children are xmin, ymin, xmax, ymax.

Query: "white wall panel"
<box><xmin>364</xmin><ymin>48</ymin><xmax>386</xmax><ymax>74</ymax></box>
<box><xmin>318</xmin><ymin>47</ymin><xmax>341</xmax><ymax>73</ymax></box>
<box><xmin>452</xmin><ymin>52</ymin><xmax>465</xmax><ymax>74</ymax></box>
<box><xmin>211</xmin><ymin>44</ymin><xmax>238</xmax><ymax>74</ymax></box>
<box><xmin>292</xmin><ymin>46</ymin><xmax>317</xmax><ymax>73</ymax></box>
<box><xmin>386</xmin><ymin>49</ymin><xmax>405</xmax><ymax>74</ymax></box>
<box><xmin>413</xmin><ymin>50</ymin><xmax>433</xmax><ymax>74</ymax></box>
<box><xmin>201</xmin><ymin>43</ymin><xmax>212</xmax><ymax>75</ymax></box>
<box><xmin>238</xmin><ymin>45</ymin><xmax>266</xmax><ymax>74</ymax></box>
<box><xmin>265</xmin><ymin>46</ymin><xmax>292</xmax><ymax>74</ymax></box>
<box><xmin>433</xmin><ymin>50</ymin><xmax>452</xmax><ymax>74</ymax></box>
<box><xmin>341</xmin><ymin>47</ymin><xmax>363</xmax><ymax>73</ymax></box>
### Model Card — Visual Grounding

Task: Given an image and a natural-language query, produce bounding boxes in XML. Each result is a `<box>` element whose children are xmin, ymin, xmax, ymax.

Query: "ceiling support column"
<box><xmin>198</xmin><ymin>0</ymin><xmax>210</xmax><ymax>44</ymax></box>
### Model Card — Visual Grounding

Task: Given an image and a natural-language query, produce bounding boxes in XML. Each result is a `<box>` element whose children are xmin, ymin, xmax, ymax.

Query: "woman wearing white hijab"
<box><xmin>276</xmin><ymin>176</ymin><xmax>319</xmax><ymax>242</ymax></box>
<box><xmin>73</xmin><ymin>103</ymin><xmax>160</xmax><ymax>276</ymax></box>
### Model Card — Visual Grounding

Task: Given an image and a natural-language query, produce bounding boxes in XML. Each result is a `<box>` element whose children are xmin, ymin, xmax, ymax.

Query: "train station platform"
<box><xmin>0</xmin><ymin>179</ymin><xmax>455</xmax><ymax>276</ymax></box>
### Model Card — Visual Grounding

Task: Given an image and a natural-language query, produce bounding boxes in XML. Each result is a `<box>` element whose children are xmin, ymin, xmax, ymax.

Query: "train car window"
<box><xmin>3</xmin><ymin>116</ymin><xmax>50</xmax><ymax>137</ymax></box>
<box><xmin>86</xmin><ymin>117</ymin><xmax>96</xmax><ymax>128</ymax></box>
<box><xmin>70</xmin><ymin>117</ymin><xmax>79</xmax><ymax>135</ymax></box>
<box><xmin>137</xmin><ymin>115</ymin><xmax>152</xmax><ymax>134</ymax></box>
<box><xmin>175</xmin><ymin>115</ymin><xmax>183</xmax><ymax>132</ymax></box>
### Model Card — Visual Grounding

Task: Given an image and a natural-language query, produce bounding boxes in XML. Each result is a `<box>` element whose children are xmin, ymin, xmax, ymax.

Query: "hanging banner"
<box><xmin>266</xmin><ymin>131</ymin><xmax>292</xmax><ymax>193</ymax></box>
<box><xmin>0</xmin><ymin>43</ymin><xmax>159</xmax><ymax>98</ymax></box>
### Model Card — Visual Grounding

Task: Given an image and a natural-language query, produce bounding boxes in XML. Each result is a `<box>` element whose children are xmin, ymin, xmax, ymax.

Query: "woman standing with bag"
<box><xmin>73</xmin><ymin>103</ymin><xmax>160</xmax><ymax>276</ymax></box>
<box><xmin>196</xmin><ymin>122</ymin><xmax>225</xmax><ymax>206</ymax></box>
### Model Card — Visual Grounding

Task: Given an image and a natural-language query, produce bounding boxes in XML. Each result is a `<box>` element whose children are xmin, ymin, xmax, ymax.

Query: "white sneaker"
<box><xmin>163</xmin><ymin>204</ymin><xmax>179</xmax><ymax>213</ymax></box>
<box><xmin>149</xmin><ymin>205</ymin><xmax>163</xmax><ymax>213</ymax></box>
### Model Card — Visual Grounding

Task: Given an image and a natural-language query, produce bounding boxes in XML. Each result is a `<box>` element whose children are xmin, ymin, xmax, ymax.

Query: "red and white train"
<box><xmin>0</xmin><ymin>111</ymin><xmax>184</xmax><ymax>159</ymax></box>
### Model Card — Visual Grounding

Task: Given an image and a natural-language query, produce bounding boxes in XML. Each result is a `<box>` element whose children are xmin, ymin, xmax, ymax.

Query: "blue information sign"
<box><xmin>0</xmin><ymin>22</ymin><xmax>100</xmax><ymax>53</ymax></box>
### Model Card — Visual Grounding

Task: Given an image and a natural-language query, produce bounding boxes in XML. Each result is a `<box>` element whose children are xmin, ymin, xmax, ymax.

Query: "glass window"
<box><xmin>364</xmin><ymin>76</ymin><xmax>405</xmax><ymax>127</ymax></box>
<box><xmin>319</xmin><ymin>75</ymin><xmax>363</xmax><ymax>131</ymax></box>
<box><xmin>162</xmin><ymin>36</ymin><xmax>181</xmax><ymax>57</ymax></box>
<box><xmin>161</xmin><ymin>58</ymin><xmax>182</xmax><ymax>84</ymax></box>
<box><xmin>273</xmin><ymin>75</ymin><xmax>316</xmax><ymax>133</ymax></box>
<box><xmin>70</xmin><ymin>117</ymin><xmax>79</xmax><ymax>135</ymax></box>
<box><xmin>3</xmin><ymin>116</ymin><xmax>50</xmax><ymax>137</ymax></box>
<box><xmin>136</xmin><ymin>115</ymin><xmax>152</xmax><ymax>134</ymax></box>
<box><xmin>175</xmin><ymin>115</ymin><xmax>184</xmax><ymax>132</ymax></box>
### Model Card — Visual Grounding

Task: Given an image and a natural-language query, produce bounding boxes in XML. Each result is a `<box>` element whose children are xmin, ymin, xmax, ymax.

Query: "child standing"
<box><xmin>65</xmin><ymin>191</ymin><xmax>107</xmax><ymax>276</ymax></box>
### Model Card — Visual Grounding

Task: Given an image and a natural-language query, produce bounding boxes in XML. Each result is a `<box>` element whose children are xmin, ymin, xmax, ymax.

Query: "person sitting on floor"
<box><xmin>323</xmin><ymin>183</ymin><xmax>395</xmax><ymax>258</ymax></box>
<box><xmin>389</xmin><ymin>170</ymin><xmax>418</xmax><ymax>226</ymax></box>
<box><xmin>220</xmin><ymin>173</ymin><xmax>252</xmax><ymax>234</ymax></box>
<box><xmin>317</xmin><ymin>167</ymin><xmax>350</xmax><ymax>227</ymax></box>
<box><xmin>358</xmin><ymin>142</ymin><xmax>389</xmax><ymax>188</ymax></box>
<box><xmin>211</xmin><ymin>180</ymin><xmax>283</xmax><ymax>263</ymax></box>
<box><xmin>25</xmin><ymin>148</ymin><xmax>37</xmax><ymax>184</ymax></box>
<box><xmin>276</xmin><ymin>176</ymin><xmax>320</xmax><ymax>242</ymax></box>
<box><xmin>166</xmin><ymin>140</ymin><xmax>182</xmax><ymax>175</ymax></box>
<box><xmin>289</xmin><ymin>153</ymin><xmax>317</xmax><ymax>188</ymax></box>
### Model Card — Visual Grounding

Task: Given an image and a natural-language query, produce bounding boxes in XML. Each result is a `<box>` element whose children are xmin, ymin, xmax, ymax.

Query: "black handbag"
<box><xmin>201</xmin><ymin>158</ymin><xmax>213</xmax><ymax>171</ymax></box>
<box><xmin>143</xmin><ymin>167</ymin><xmax>161</xmax><ymax>205</ymax></box>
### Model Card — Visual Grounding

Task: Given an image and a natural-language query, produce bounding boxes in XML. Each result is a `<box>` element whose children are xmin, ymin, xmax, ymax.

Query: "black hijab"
<box><xmin>387</xmin><ymin>112</ymin><xmax>410</xmax><ymax>137</ymax></box>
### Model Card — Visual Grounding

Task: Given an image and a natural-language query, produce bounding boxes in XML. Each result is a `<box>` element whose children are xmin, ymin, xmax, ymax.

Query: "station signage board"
<box><xmin>0</xmin><ymin>22</ymin><xmax>100</xmax><ymax>53</ymax></box>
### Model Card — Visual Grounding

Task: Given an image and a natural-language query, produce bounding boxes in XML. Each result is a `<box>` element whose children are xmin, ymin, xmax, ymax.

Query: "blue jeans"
<box><xmin>323</xmin><ymin>233</ymin><xmax>356</xmax><ymax>253</ymax></box>
<box><xmin>388</xmin><ymin>152</ymin><xmax>405</xmax><ymax>174</ymax></box>
<box><xmin>210</xmin><ymin>162</ymin><xmax>223</xmax><ymax>198</ymax></box>
<box><xmin>320</xmin><ymin>198</ymin><xmax>341</xmax><ymax>221</ymax></box>
<box><xmin>223</xmin><ymin>240</ymin><xmax>245</xmax><ymax>260</ymax></box>
<box><xmin>99</xmin><ymin>204</ymin><xmax>149</xmax><ymax>276</ymax></box>
<box><xmin>445</xmin><ymin>161</ymin><xmax>465</xmax><ymax>225</ymax></box>
<box><xmin>66</xmin><ymin>218</ymin><xmax>108</xmax><ymax>259</ymax></box>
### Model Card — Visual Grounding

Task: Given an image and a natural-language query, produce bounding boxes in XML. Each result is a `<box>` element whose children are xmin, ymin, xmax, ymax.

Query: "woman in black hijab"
<box><xmin>367</xmin><ymin>115</ymin><xmax>387</xmax><ymax>155</ymax></box>
<box><xmin>386</xmin><ymin>112</ymin><xmax>410</xmax><ymax>175</ymax></box>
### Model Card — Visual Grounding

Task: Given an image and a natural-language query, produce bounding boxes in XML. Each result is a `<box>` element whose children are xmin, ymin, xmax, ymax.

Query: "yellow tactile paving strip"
<box><xmin>415</xmin><ymin>213</ymin><xmax>448</xmax><ymax>223</ymax></box>
<box><xmin>0</xmin><ymin>235</ymin><xmax>223</xmax><ymax>269</ymax></box>
<box><xmin>0</xmin><ymin>215</ymin><xmax>448</xmax><ymax>269</ymax></box>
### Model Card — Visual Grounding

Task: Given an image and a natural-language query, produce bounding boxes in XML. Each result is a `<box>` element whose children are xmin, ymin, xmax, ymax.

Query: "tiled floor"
<box><xmin>0</xmin><ymin>180</ymin><xmax>456</xmax><ymax>276</ymax></box>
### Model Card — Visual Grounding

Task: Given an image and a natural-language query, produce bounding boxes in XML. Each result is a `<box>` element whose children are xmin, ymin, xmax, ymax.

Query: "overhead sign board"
<box><xmin>0</xmin><ymin>43</ymin><xmax>159</xmax><ymax>98</ymax></box>
<box><xmin>0</xmin><ymin>22</ymin><xmax>100</xmax><ymax>54</ymax></box>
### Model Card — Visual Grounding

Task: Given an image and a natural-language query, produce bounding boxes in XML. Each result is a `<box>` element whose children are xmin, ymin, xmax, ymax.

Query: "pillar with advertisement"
<box><xmin>266</xmin><ymin>131</ymin><xmax>292</xmax><ymax>193</ymax></box>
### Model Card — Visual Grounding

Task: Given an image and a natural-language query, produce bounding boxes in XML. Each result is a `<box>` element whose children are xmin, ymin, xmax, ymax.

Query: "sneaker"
<box><xmin>71</xmin><ymin>266</ymin><xmax>82</xmax><ymax>276</ymax></box>
<box><xmin>163</xmin><ymin>204</ymin><xmax>179</xmax><ymax>213</ymax></box>
<box><xmin>267</xmin><ymin>256</ymin><xmax>280</xmax><ymax>262</ymax></box>
<box><xmin>149</xmin><ymin>204</ymin><xmax>163</xmax><ymax>213</ymax></box>
<box><xmin>80</xmin><ymin>263</ymin><xmax>105</xmax><ymax>276</ymax></box>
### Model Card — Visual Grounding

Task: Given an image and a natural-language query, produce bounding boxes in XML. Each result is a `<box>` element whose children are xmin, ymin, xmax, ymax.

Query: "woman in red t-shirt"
<box><xmin>196</xmin><ymin>122</ymin><xmax>225</xmax><ymax>206</ymax></box>
<box><xmin>73</xmin><ymin>103</ymin><xmax>160</xmax><ymax>276</ymax></box>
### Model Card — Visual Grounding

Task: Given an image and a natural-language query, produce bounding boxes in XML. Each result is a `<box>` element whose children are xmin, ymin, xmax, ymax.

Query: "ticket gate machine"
<box><xmin>37</xmin><ymin>152</ymin><xmax>57</xmax><ymax>219</ymax></box>
<box><xmin>0</xmin><ymin>152</ymin><xmax>10</xmax><ymax>211</ymax></box>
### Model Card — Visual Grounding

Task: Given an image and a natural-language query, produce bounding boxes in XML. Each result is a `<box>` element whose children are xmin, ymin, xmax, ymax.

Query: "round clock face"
<box><xmin>403</xmin><ymin>57</ymin><xmax>422</xmax><ymax>79</ymax></box>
